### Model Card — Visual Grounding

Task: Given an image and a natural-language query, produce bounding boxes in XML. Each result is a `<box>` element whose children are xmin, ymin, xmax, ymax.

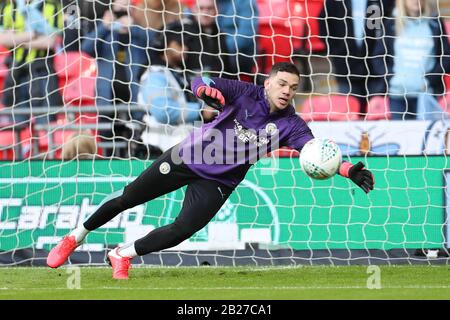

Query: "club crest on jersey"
<box><xmin>159</xmin><ymin>162</ymin><xmax>171</xmax><ymax>174</ymax></box>
<box><xmin>265</xmin><ymin>123</ymin><xmax>278</xmax><ymax>136</ymax></box>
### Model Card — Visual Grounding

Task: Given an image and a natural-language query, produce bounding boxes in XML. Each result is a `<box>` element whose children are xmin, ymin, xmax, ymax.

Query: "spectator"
<box><xmin>62</xmin><ymin>130</ymin><xmax>97</xmax><ymax>160</ymax></box>
<box><xmin>216</xmin><ymin>0</ymin><xmax>258</xmax><ymax>79</ymax></box>
<box><xmin>0</xmin><ymin>0</ymin><xmax>64</xmax><ymax>126</ymax></box>
<box><xmin>173</xmin><ymin>0</ymin><xmax>236</xmax><ymax>79</ymax></box>
<box><xmin>81</xmin><ymin>0</ymin><xmax>154</xmax><ymax>156</ymax></box>
<box><xmin>319</xmin><ymin>0</ymin><xmax>395</xmax><ymax>112</ymax></box>
<box><xmin>372</xmin><ymin>0</ymin><xmax>450</xmax><ymax>120</ymax></box>
<box><xmin>138</xmin><ymin>29</ymin><xmax>216</xmax><ymax>125</ymax></box>
<box><xmin>81</xmin><ymin>0</ymin><xmax>153</xmax><ymax>108</ymax></box>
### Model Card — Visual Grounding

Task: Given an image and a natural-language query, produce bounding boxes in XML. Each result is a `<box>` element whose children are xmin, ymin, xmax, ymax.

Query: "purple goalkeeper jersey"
<box><xmin>177</xmin><ymin>77</ymin><xmax>314</xmax><ymax>188</ymax></box>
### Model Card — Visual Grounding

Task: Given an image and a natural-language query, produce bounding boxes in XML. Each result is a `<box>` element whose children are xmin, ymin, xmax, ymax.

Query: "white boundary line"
<box><xmin>1</xmin><ymin>285</ymin><xmax>450</xmax><ymax>291</ymax></box>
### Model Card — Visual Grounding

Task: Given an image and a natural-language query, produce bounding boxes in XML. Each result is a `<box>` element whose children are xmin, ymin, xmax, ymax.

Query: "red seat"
<box><xmin>256</xmin><ymin>0</ymin><xmax>306</xmax><ymax>75</ymax></box>
<box><xmin>257</xmin><ymin>0</ymin><xmax>307</xmax><ymax>42</ymax></box>
<box><xmin>255</xmin><ymin>0</ymin><xmax>325</xmax><ymax>76</ymax></box>
<box><xmin>301</xmin><ymin>0</ymin><xmax>326</xmax><ymax>52</ymax></box>
<box><xmin>54</xmin><ymin>51</ymin><xmax>96</xmax><ymax>80</ymax></box>
<box><xmin>54</xmin><ymin>52</ymin><xmax>97</xmax><ymax>106</ymax></box>
<box><xmin>256</xmin><ymin>24</ymin><xmax>294</xmax><ymax>75</ymax></box>
<box><xmin>300</xmin><ymin>95</ymin><xmax>361</xmax><ymax>121</ymax></box>
<box><xmin>365</xmin><ymin>96</ymin><xmax>391</xmax><ymax>120</ymax></box>
<box><xmin>62</xmin><ymin>76</ymin><xmax>97</xmax><ymax>106</ymax></box>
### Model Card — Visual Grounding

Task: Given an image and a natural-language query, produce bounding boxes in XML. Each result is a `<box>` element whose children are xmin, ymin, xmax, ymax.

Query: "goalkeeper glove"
<box><xmin>340</xmin><ymin>161</ymin><xmax>374</xmax><ymax>194</ymax></box>
<box><xmin>196</xmin><ymin>86</ymin><xmax>225</xmax><ymax>112</ymax></box>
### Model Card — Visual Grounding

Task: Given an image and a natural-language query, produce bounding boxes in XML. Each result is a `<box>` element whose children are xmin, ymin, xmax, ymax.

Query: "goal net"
<box><xmin>0</xmin><ymin>0</ymin><xmax>449</xmax><ymax>266</ymax></box>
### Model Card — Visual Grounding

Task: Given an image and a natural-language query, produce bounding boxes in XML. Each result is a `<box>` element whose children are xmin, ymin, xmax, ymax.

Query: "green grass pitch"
<box><xmin>1</xmin><ymin>265</ymin><xmax>450</xmax><ymax>300</ymax></box>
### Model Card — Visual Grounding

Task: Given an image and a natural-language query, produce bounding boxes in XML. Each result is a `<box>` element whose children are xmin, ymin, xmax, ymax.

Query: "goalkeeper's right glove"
<box><xmin>196</xmin><ymin>86</ymin><xmax>225</xmax><ymax>112</ymax></box>
<box><xmin>339</xmin><ymin>161</ymin><xmax>375</xmax><ymax>194</ymax></box>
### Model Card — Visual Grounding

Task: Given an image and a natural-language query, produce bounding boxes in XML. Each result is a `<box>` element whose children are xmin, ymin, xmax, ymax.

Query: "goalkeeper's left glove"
<box><xmin>196</xmin><ymin>86</ymin><xmax>225</xmax><ymax>112</ymax></box>
<box><xmin>339</xmin><ymin>161</ymin><xmax>374</xmax><ymax>194</ymax></box>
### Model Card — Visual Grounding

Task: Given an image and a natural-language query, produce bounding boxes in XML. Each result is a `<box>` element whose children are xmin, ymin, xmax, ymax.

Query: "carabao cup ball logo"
<box><xmin>265</xmin><ymin>123</ymin><xmax>278</xmax><ymax>136</ymax></box>
<box><xmin>300</xmin><ymin>138</ymin><xmax>342</xmax><ymax>180</ymax></box>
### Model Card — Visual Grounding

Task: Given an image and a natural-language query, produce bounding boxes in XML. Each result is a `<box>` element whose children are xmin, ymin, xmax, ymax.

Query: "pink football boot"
<box><xmin>107</xmin><ymin>247</ymin><xmax>132</xmax><ymax>280</ymax></box>
<box><xmin>47</xmin><ymin>236</ymin><xmax>79</xmax><ymax>268</ymax></box>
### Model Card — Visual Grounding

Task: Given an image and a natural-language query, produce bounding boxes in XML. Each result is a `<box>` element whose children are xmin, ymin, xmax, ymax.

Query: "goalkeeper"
<box><xmin>47</xmin><ymin>62</ymin><xmax>374</xmax><ymax>279</ymax></box>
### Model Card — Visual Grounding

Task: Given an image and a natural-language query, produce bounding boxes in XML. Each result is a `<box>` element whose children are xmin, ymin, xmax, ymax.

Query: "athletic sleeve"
<box><xmin>282</xmin><ymin>116</ymin><xmax>314</xmax><ymax>151</ymax></box>
<box><xmin>191</xmin><ymin>76</ymin><xmax>256</xmax><ymax>106</ymax></box>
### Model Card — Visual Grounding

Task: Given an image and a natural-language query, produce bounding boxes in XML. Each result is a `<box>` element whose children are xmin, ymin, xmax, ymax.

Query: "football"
<box><xmin>300</xmin><ymin>138</ymin><xmax>342</xmax><ymax>180</ymax></box>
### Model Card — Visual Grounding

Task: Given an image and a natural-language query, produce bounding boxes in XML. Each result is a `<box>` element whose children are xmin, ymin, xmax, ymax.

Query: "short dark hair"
<box><xmin>269</xmin><ymin>62</ymin><xmax>300</xmax><ymax>78</ymax></box>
